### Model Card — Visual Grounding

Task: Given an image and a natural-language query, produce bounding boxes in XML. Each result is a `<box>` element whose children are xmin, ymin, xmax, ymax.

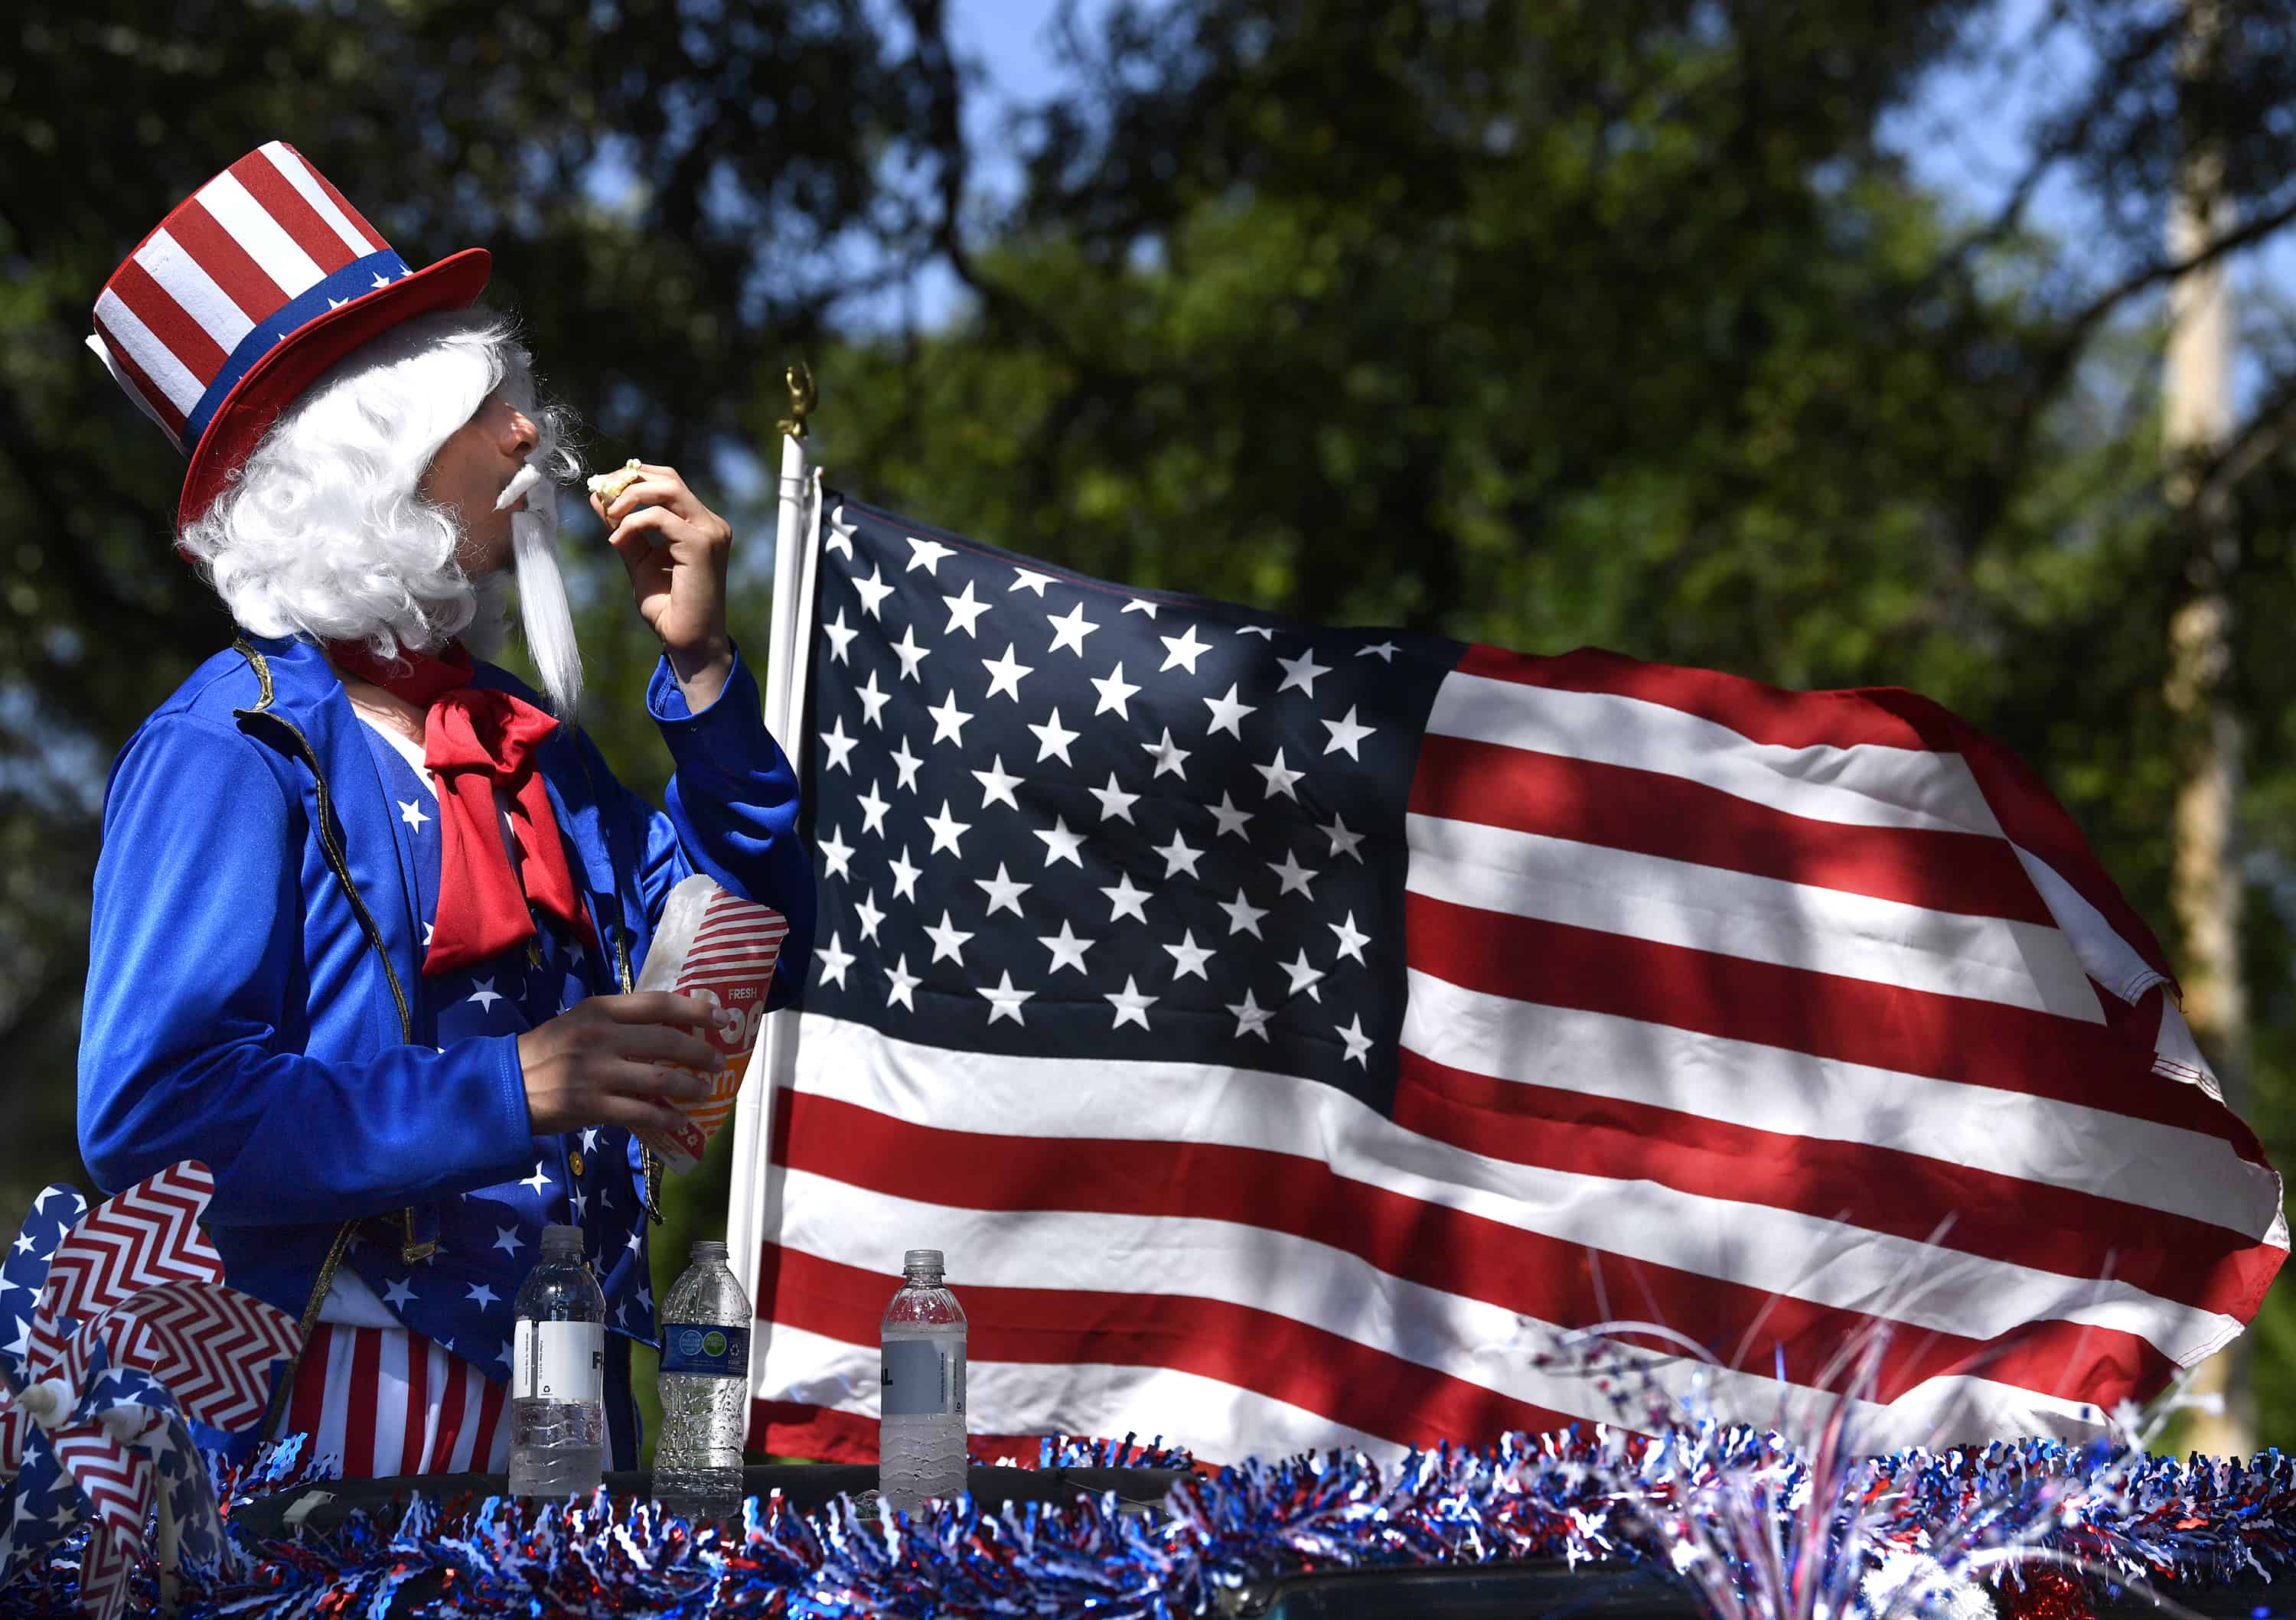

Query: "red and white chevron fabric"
<box><xmin>29</xmin><ymin>1162</ymin><xmax>222</xmax><ymax>1380</ymax></box>
<box><xmin>2</xmin><ymin>1165</ymin><xmax>299</xmax><ymax>1620</ymax></box>
<box><xmin>76</xmin><ymin>1523</ymin><xmax>141</xmax><ymax>1620</ymax></box>
<box><xmin>74</xmin><ymin>1281</ymin><xmax>301</xmax><ymax>1436</ymax></box>
<box><xmin>49</xmin><ymin>1428</ymin><xmax>154</xmax><ymax>1536</ymax></box>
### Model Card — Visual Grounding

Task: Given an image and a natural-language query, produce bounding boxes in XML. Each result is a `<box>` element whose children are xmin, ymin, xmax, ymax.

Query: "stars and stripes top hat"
<box><xmin>87</xmin><ymin>141</ymin><xmax>490</xmax><ymax>531</ymax></box>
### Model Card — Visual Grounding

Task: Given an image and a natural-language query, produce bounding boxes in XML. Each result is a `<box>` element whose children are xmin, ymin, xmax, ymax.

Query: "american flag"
<box><xmin>747</xmin><ymin>496</ymin><xmax>2287</xmax><ymax>1463</ymax></box>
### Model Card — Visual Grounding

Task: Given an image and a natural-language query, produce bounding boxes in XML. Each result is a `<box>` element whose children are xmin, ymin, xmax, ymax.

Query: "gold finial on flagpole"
<box><xmin>778</xmin><ymin>361</ymin><xmax>816</xmax><ymax>440</ymax></box>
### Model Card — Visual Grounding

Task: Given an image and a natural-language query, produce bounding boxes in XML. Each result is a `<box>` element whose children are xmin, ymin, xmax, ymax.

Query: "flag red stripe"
<box><xmin>164</xmin><ymin>199</ymin><xmax>290</xmax><ymax>322</ymax></box>
<box><xmin>1401</xmin><ymin>890</ymin><xmax>2261</xmax><ymax>1153</ymax></box>
<box><xmin>1449</xmin><ymin>644</ymin><xmax>2173</xmax><ymax>983</ymax></box>
<box><xmin>771</xmin><ymin>1091</ymin><xmax>2179</xmax><ymax>1409</ymax></box>
<box><xmin>1391</xmin><ymin>1045</ymin><xmax>2284</xmax><ymax>1323</ymax></box>
<box><xmin>472</xmin><ymin>1369</ymin><xmax>507</xmax><ymax>1467</ymax></box>
<box><xmin>342</xmin><ymin>1326</ymin><xmax>380</xmax><ymax>1479</ymax></box>
<box><xmin>287</xmin><ymin>1324</ymin><xmax>331</xmax><ymax>1445</ymax></box>
<box><xmin>1409</xmin><ymin>732</ymin><xmax>2056</xmax><ymax>924</ymax></box>
<box><xmin>760</xmin><ymin>1243</ymin><xmax>1580</xmax><ymax>1448</ymax></box>
<box><xmin>229</xmin><ymin>150</ymin><xmax>360</xmax><ymax>273</ymax></box>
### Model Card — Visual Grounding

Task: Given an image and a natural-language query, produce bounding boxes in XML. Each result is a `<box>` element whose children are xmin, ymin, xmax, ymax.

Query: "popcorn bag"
<box><xmin>634</xmin><ymin>875</ymin><xmax>788</xmax><ymax>1172</ymax></box>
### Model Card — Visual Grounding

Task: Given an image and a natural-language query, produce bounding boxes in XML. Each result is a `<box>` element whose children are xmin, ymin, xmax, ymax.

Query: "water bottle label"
<box><xmin>514</xmin><ymin>1320</ymin><xmax>605</xmax><ymax>1402</ymax></box>
<box><xmin>881</xmin><ymin>1337</ymin><xmax>964</xmax><ymax>1417</ymax></box>
<box><xmin>660</xmin><ymin>1321</ymin><xmax>750</xmax><ymax>1377</ymax></box>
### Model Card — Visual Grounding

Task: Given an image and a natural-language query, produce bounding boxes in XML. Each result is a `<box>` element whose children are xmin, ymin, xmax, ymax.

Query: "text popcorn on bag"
<box><xmin>636</xmin><ymin>875</ymin><xmax>788</xmax><ymax>1172</ymax></box>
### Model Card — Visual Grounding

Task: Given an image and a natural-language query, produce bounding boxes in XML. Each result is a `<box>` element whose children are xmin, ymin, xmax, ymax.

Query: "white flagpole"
<box><xmin>725</xmin><ymin>367</ymin><xmax>821</xmax><ymax>1367</ymax></box>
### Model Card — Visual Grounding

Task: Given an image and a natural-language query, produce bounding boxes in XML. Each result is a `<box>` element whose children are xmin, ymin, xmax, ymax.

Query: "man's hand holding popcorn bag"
<box><xmin>633</xmin><ymin>875</ymin><xmax>787</xmax><ymax>1173</ymax></box>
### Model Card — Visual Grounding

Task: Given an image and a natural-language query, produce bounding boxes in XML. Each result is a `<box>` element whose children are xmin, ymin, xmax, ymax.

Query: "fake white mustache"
<box><xmin>494</xmin><ymin>463</ymin><xmax>545</xmax><ymax>513</ymax></box>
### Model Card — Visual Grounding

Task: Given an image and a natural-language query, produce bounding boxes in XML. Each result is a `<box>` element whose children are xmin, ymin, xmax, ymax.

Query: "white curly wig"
<box><xmin>178</xmin><ymin>307</ymin><xmax>586</xmax><ymax>712</ymax></box>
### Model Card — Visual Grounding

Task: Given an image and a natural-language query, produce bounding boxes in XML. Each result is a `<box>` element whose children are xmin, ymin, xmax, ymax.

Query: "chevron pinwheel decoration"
<box><xmin>0</xmin><ymin>1162</ymin><xmax>302</xmax><ymax>1620</ymax></box>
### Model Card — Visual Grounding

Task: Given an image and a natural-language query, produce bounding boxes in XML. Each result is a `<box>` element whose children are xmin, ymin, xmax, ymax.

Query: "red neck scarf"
<box><xmin>329</xmin><ymin>641</ymin><xmax>595</xmax><ymax>976</ymax></box>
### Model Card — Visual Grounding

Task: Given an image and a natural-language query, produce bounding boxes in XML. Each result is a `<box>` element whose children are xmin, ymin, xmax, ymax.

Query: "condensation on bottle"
<box><xmin>508</xmin><ymin>1224</ymin><xmax>608</xmax><ymax>1501</ymax></box>
<box><xmin>651</xmin><ymin>1239</ymin><xmax>752</xmax><ymax>1527</ymax></box>
<box><xmin>878</xmin><ymin>1247</ymin><xmax>967</xmax><ymax>1516</ymax></box>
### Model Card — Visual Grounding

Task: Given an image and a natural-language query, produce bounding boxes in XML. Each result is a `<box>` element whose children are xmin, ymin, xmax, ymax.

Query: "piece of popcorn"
<box><xmin>586</xmin><ymin>458</ymin><xmax>644</xmax><ymax>504</ymax></box>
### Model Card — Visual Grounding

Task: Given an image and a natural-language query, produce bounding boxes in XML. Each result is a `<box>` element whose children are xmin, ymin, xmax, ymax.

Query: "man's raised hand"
<box><xmin>591</xmin><ymin>462</ymin><xmax>734</xmax><ymax>709</ymax></box>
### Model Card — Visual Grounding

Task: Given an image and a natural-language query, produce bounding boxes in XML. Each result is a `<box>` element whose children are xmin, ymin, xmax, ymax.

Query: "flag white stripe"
<box><xmin>132</xmin><ymin>228</ymin><xmax>256</xmax><ymax>355</ymax></box>
<box><xmin>260</xmin><ymin>142</ymin><xmax>379</xmax><ymax>255</ymax></box>
<box><xmin>1404</xmin><ymin>811</ymin><xmax>2104</xmax><ymax>1022</ymax></box>
<box><xmin>1427</xmin><ymin>672</ymin><xmax>2005</xmax><ymax>838</ymax></box>
<box><xmin>91</xmin><ymin>292</ymin><xmax>204</xmax><ymax>414</ymax></box>
<box><xmin>372</xmin><ymin>1329</ymin><xmax>409</xmax><ymax>1475</ymax></box>
<box><xmin>1397</xmin><ymin>966</ymin><xmax>2284</xmax><ymax>1238</ymax></box>
<box><xmin>311</xmin><ymin>1328</ymin><xmax>353</xmax><ymax>1475</ymax></box>
<box><xmin>788</xmin><ymin>1015</ymin><xmax>2232</xmax><ymax>1366</ymax></box>
<box><xmin>447</xmin><ymin>1361</ymin><xmax>487</xmax><ymax>1472</ymax></box>
<box><xmin>765</xmin><ymin>1176</ymin><xmax>2115</xmax><ymax>1452</ymax></box>
<box><xmin>194</xmin><ymin>172</ymin><xmax>325</xmax><ymax>297</ymax></box>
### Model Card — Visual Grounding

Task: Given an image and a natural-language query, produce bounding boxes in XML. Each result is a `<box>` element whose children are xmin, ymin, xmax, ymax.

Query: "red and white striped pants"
<box><xmin>286</xmin><ymin>1325</ymin><xmax>511</xmax><ymax>1477</ymax></box>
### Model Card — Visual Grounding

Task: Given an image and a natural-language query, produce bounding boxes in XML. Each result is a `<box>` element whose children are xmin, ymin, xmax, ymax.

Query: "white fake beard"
<box><xmin>495</xmin><ymin>466</ymin><xmax>585</xmax><ymax>718</ymax></box>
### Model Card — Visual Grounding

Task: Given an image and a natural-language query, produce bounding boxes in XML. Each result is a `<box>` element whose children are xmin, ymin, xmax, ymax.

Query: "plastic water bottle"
<box><xmin>508</xmin><ymin>1224</ymin><xmax>607</xmax><ymax>1500</ymax></box>
<box><xmin>651</xmin><ymin>1239</ymin><xmax>752</xmax><ymax>1525</ymax></box>
<box><xmin>878</xmin><ymin>1248</ymin><xmax>967</xmax><ymax>1514</ymax></box>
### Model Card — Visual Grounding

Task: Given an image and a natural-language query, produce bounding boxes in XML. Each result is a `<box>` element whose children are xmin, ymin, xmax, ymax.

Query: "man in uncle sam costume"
<box><xmin>72</xmin><ymin>142</ymin><xmax>816</xmax><ymax>1475</ymax></box>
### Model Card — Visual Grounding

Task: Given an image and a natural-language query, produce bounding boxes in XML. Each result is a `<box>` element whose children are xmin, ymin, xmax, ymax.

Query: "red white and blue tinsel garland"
<box><xmin>2</xmin><ymin>1426</ymin><xmax>2294</xmax><ymax>1618</ymax></box>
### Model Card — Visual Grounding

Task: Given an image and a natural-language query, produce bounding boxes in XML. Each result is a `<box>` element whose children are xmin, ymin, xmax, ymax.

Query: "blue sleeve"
<box><xmin>77</xmin><ymin>713</ymin><xmax>537</xmax><ymax>1225</ymax></box>
<box><xmin>633</xmin><ymin>644</ymin><xmax>817</xmax><ymax>1009</ymax></box>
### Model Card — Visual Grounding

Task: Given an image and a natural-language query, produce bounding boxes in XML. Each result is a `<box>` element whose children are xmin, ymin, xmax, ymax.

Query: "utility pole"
<box><xmin>2163</xmin><ymin>0</ymin><xmax>2252</xmax><ymax>1462</ymax></box>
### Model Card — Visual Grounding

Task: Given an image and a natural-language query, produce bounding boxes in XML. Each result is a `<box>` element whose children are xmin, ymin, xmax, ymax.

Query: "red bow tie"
<box><xmin>330</xmin><ymin>641</ymin><xmax>596</xmax><ymax>976</ymax></box>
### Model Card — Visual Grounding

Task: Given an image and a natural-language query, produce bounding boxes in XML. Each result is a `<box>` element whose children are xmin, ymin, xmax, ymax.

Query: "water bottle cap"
<box><xmin>902</xmin><ymin>1248</ymin><xmax>944</xmax><ymax>1276</ymax></box>
<box><xmin>540</xmin><ymin>1224</ymin><xmax>585</xmax><ymax>1259</ymax></box>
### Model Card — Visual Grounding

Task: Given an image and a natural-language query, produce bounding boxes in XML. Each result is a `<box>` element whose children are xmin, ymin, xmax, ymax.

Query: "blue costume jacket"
<box><xmin>77</xmin><ymin>633</ymin><xmax>814</xmax><ymax>1462</ymax></box>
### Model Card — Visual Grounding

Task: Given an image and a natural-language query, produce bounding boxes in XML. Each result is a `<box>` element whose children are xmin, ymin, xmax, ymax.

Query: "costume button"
<box><xmin>569</xmin><ymin>1151</ymin><xmax>585</xmax><ymax>1177</ymax></box>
